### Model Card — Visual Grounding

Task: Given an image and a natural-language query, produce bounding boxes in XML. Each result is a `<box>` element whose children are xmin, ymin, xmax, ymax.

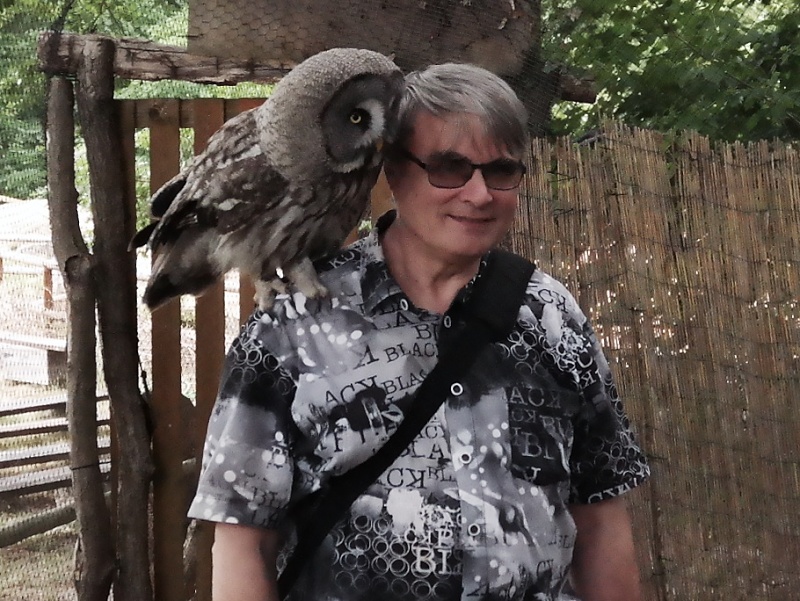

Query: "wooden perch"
<box><xmin>38</xmin><ymin>31</ymin><xmax>291</xmax><ymax>85</ymax></box>
<box><xmin>38</xmin><ymin>31</ymin><xmax>596</xmax><ymax>103</ymax></box>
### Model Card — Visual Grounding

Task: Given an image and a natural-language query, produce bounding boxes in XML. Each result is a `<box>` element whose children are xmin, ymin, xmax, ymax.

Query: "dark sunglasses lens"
<box><xmin>426</xmin><ymin>157</ymin><xmax>475</xmax><ymax>189</ymax></box>
<box><xmin>483</xmin><ymin>160</ymin><xmax>525</xmax><ymax>190</ymax></box>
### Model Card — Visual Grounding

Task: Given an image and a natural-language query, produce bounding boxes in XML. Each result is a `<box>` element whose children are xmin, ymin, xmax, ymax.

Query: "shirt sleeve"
<box><xmin>567</xmin><ymin>317</ymin><xmax>650</xmax><ymax>504</ymax></box>
<box><xmin>187</xmin><ymin>317</ymin><xmax>299</xmax><ymax>529</ymax></box>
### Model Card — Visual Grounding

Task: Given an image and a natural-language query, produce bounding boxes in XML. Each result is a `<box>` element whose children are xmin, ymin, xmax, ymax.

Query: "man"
<box><xmin>189</xmin><ymin>62</ymin><xmax>650</xmax><ymax>601</ymax></box>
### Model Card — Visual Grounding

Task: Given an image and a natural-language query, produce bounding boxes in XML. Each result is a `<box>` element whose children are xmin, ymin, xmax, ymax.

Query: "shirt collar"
<box><xmin>356</xmin><ymin>210</ymin><xmax>494</xmax><ymax>318</ymax></box>
<box><xmin>357</xmin><ymin>210</ymin><xmax>405</xmax><ymax>315</ymax></box>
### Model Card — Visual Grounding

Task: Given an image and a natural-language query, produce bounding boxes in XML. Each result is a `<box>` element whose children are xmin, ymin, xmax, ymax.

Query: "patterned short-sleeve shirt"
<box><xmin>188</xmin><ymin>216</ymin><xmax>650</xmax><ymax>601</ymax></box>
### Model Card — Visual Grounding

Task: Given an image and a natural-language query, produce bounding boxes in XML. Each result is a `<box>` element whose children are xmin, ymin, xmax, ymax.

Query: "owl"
<box><xmin>131</xmin><ymin>48</ymin><xmax>404</xmax><ymax>311</ymax></box>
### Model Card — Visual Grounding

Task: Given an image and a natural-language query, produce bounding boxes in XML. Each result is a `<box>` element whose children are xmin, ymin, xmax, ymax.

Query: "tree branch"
<box><xmin>74</xmin><ymin>37</ymin><xmax>154</xmax><ymax>601</ymax></box>
<box><xmin>46</xmin><ymin>75</ymin><xmax>115</xmax><ymax>601</ymax></box>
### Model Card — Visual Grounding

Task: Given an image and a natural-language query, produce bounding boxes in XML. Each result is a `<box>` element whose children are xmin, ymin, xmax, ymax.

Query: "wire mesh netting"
<box><xmin>1</xmin><ymin>0</ymin><xmax>798</xmax><ymax>599</ymax></box>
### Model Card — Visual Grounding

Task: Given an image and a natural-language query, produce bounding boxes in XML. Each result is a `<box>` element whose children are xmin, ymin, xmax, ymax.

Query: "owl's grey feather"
<box><xmin>133</xmin><ymin>48</ymin><xmax>404</xmax><ymax>311</ymax></box>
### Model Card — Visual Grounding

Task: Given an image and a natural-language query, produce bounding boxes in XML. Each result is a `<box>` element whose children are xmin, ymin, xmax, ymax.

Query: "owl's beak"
<box><xmin>376</xmin><ymin>139</ymin><xmax>384</xmax><ymax>153</ymax></box>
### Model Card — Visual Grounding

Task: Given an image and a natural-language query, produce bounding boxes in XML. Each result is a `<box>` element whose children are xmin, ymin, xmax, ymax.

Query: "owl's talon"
<box><xmin>285</xmin><ymin>258</ymin><xmax>329</xmax><ymax>301</ymax></box>
<box><xmin>254</xmin><ymin>278</ymin><xmax>288</xmax><ymax>312</ymax></box>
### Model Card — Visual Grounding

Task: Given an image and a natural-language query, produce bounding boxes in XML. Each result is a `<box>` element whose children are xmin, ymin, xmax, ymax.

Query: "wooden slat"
<box><xmin>0</xmin><ymin>437</ymin><xmax>111</xmax><ymax>469</ymax></box>
<box><xmin>148</xmin><ymin>99</ymin><xmax>187</xmax><ymax>601</ymax></box>
<box><xmin>0</xmin><ymin>413</ymin><xmax>110</xmax><ymax>438</ymax></box>
<box><xmin>190</xmin><ymin>98</ymin><xmax>227</xmax><ymax>601</ymax></box>
<box><xmin>224</xmin><ymin>97</ymin><xmax>265</xmax><ymax>121</ymax></box>
<box><xmin>0</xmin><ymin>331</ymin><xmax>66</xmax><ymax>351</ymax></box>
<box><xmin>0</xmin><ymin>462</ymin><xmax>111</xmax><ymax>498</ymax></box>
<box><xmin>0</xmin><ymin>394</ymin><xmax>68</xmax><ymax>418</ymax></box>
<box><xmin>116</xmin><ymin>97</ymin><xmax>139</xmax><ymax>526</ymax></box>
<box><xmin>225</xmin><ymin>99</ymin><xmax>264</xmax><ymax>323</ymax></box>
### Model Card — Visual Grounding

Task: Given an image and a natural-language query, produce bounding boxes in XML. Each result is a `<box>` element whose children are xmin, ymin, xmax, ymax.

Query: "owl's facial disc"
<box><xmin>352</xmin><ymin>99</ymin><xmax>386</xmax><ymax>147</ymax></box>
<box><xmin>322</xmin><ymin>75</ymin><xmax>399</xmax><ymax>173</ymax></box>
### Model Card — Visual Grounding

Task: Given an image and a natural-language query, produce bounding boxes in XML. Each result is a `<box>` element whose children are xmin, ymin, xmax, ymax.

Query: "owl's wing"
<box><xmin>137</xmin><ymin>107</ymin><xmax>291</xmax><ymax>251</ymax></box>
<box><xmin>147</xmin><ymin>154</ymin><xmax>290</xmax><ymax>251</ymax></box>
<box><xmin>128</xmin><ymin>175</ymin><xmax>186</xmax><ymax>250</ymax></box>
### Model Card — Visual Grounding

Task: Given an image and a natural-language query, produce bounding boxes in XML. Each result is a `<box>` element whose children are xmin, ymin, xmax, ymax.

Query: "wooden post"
<box><xmin>43</xmin><ymin>265</ymin><xmax>54</xmax><ymax>309</ymax></box>
<box><xmin>75</xmin><ymin>37</ymin><xmax>154</xmax><ymax>601</ymax></box>
<box><xmin>46</xmin><ymin>75</ymin><xmax>115</xmax><ymax>601</ymax></box>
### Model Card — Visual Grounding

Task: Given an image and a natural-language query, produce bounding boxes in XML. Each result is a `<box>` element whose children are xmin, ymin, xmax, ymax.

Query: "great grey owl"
<box><xmin>131</xmin><ymin>47</ymin><xmax>404</xmax><ymax>311</ymax></box>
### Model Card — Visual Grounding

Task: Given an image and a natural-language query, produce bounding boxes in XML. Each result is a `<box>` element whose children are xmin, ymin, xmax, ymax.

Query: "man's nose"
<box><xmin>462</xmin><ymin>168</ymin><xmax>493</xmax><ymax>205</ymax></box>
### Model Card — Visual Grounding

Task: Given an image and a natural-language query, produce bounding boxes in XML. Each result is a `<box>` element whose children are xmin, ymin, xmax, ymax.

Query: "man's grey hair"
<box><xmin>394</xmin><ymin>63</ymin><xmax>529</xmax><ymax>157</ymax></box>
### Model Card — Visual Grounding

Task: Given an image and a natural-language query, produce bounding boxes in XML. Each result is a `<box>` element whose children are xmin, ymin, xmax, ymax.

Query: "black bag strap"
<box><xmin>277</xmin><ymin>250</ymin><xmax>535</xmax><ymax>599</ymax></box>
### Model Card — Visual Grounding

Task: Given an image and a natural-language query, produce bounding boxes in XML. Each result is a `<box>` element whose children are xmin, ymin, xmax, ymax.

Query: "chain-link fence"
<box><xmin>1</xmin><ymin>0</ymin><xmax>798</xmax><ymax>599</ymax></box>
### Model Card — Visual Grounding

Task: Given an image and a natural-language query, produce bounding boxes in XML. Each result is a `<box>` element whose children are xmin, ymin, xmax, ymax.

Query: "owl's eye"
<box><xmin>349</xmin><ymin>109</ymin><xmax>368</xmax><ymax>125</ymax></box>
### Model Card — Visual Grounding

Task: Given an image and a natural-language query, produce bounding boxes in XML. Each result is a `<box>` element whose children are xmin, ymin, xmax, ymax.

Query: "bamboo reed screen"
<box><xmin>510</xmin><ymin>122</ymin><xmax>799</xmax><ymax>600</ymax></box>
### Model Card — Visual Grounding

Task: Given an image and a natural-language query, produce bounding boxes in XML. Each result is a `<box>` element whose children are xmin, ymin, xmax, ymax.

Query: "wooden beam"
<box><xmin>37</xmin><ymin>31</ymin><xmax>597</xmax><ymax>103</ymax></box>
<box><xmin>38</xmin><ymin>31</ymin><xmax>290</xmax><ymax>84</ymax></box>
<box><xmin>560</xmin><ymin>72</ymin><xmax>597</xmax><ymax>104</ymax></box>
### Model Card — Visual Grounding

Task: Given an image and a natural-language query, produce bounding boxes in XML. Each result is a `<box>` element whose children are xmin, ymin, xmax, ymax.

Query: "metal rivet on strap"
<box><xmin>450</xmin><ymin>382</ymin><xmax>464</xmax><ymax>396</ymax></box>
<box><xmin>399</xmin><ymin>299</ymin><xmax>409</xmax><ymax>311</ymax></box>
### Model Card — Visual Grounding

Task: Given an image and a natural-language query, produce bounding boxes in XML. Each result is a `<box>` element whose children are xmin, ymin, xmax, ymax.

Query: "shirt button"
<box><xmin>443</xmin><ymin>316</ymin><xmax>452</xmax><ymax>328</ymax></box>
<box><xmin>450</xmin><ymin>382</ymin><xmax>464</xmax><ymax>396</ymax></box>
<box><xmin>399</xmin><ymin>299</ymin><xmax>409</xmax><ymax>311</ymax></box>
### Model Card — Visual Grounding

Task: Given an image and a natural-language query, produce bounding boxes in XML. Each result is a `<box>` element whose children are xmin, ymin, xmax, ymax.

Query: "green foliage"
<box><xmin>0</xmin><ymin>24</ymin><xmax>49</xmax><ymax>198</ymax></box>
<box><xmin>542</xmin><ymin>0</ymin><xmax>800</xmax><ymax>141</ymax></box>
<box><xmin>0</xmin><ymin>0</ymin><xmax>189</xmax><ymax>199</ymax></box>
<box><xmin>0</xmin><ymin>0</ymin><xmax>272</xmax><ymax>204</ymax></box>
<box><xmin>2</xmin><ymin>0</ymin><xmax>797</xmax><ymax>204</ymax></box>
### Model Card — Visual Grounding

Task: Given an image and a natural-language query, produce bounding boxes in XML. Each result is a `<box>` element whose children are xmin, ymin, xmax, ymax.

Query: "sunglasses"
<box><xmin>395</xmin><ymin>147</ymin><xmax>526</xmax><ymax>191</ymax></box>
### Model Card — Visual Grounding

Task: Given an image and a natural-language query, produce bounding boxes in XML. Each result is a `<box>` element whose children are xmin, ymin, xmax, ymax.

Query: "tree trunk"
<box><xmin>74</xmin><ymin>38</ymin><xmax>154</xmax><ymax>601</ymax></box>
<box><xmin>46</xmin><ymin>75</ymin><xmax>116</xmax><ymax>601</ymax></box>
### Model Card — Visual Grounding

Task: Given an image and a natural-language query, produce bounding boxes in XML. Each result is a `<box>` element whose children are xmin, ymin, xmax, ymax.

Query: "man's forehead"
<box><xmin>409</xmin><ymin>111</ymin><xmax>506</xmax><ymax>155</ymax></box>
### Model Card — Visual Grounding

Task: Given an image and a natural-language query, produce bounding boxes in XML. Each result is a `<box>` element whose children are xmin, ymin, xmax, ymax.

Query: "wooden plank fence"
<box><xmin>0</xmin><ymin>391</ymin><xmax>111</xmax><ymax>548</ymax></box>
<box><xmin>120</xmin><ymin>97</ymin><xmax>265</xmax><ymax>601</ymax></box>
<box><xmin>118</xmin><ymin>96</ymin><xmax>398</xmax><ymax>601</ymax></box>
<box><xmin>0</xmin><ymin>394</ymin><xmax>110</xmax><ymax>499</ymax></box>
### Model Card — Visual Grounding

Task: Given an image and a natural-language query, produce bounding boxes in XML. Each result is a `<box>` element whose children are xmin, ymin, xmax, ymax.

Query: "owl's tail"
<box><xmin>142</xmin><ymin>233</ymin><xmax>221</xmax><ymax>311</ymax></box>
